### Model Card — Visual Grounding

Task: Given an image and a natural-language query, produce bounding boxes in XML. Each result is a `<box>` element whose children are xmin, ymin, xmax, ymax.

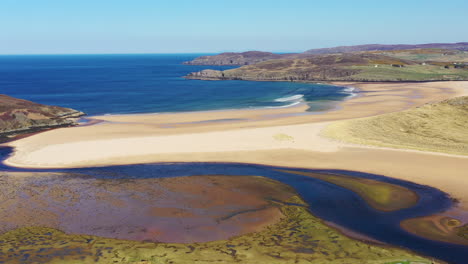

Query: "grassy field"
<box><xmin>347</xmin><ymin>64</ymin><xmax>468</xmax><ymax>81</ymax></box>
<box><xmin>324</xmin><ymin>96</ymin><xmax>468</xmax><ymax>155</ymax></box>
<box><xmin>0</xmin><ymin>196</ymin><xmax>436</xmax><ymax>264</ymax></box>
<box><xmin>372</xmin><ymin>49</ymin><xmax>468</xmax><ymax>63</ymax></box>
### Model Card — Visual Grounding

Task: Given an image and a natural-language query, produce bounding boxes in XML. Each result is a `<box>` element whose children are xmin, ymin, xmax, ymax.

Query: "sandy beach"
<box><xmin>4</xmin><ymin>81</ymin><xmax>468</xmax><ymax>209</ymax></box>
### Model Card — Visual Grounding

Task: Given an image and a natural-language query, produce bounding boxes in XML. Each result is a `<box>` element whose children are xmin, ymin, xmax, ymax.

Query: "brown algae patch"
<box><xmin>324</xmin><ymin>96</ymin><xmax>468</xmax><ymax>155</ymax></box>
<box><xmin>277</xmin><ymin>170</ymin><xmax>419</xmax><ymax>211</ymax></box>
<box><xmin>0</xmin><ymin>196</ymin><xmax>437</xmax><ymax>264</ymax></box>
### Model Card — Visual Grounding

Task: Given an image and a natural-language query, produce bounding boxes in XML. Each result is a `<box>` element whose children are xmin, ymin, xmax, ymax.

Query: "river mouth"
<box><xmin>0</xmin><ymin>147</ymin><xmax>467</xmax><ymax>263</ymax></box>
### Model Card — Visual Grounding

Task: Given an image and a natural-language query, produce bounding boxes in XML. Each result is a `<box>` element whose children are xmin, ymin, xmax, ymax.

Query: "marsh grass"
<box><xmin>0</xmin><ymin>196</ymin><xmax>435</xmax><ymax>264</ymax></box>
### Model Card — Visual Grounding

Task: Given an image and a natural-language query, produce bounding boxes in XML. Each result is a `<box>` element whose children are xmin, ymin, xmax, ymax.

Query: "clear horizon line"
<box><xmin>0</xmin><ymin>51</ymin><xmax>303</xmax><ymax>56</ymax></box>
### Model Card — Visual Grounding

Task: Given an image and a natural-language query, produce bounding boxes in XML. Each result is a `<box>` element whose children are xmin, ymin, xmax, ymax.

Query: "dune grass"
<box><xmin>324</xmin><ymin>96</ymin><xmax>468</xmax><ymax>156</ymax></box>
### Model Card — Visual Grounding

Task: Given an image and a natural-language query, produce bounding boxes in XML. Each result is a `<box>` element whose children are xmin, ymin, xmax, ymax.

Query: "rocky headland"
<box><xmin>0</xmin><ymin>94</ymin><xmax>84</xmax><ymax>140</ymax></box>
<box><xmin>186</xmin><ymin>51</ymin><xmax>468</xmax><ymax>82</ymax></box>
<box><xmin>184</xmin><ymin>42</ymin><xmax>468</xmax><ymax>82</ymax></box>
<box><xmin>183</xmin><ymin>51</ymin><xmax>288</xmax><ymax>65</ymax></box>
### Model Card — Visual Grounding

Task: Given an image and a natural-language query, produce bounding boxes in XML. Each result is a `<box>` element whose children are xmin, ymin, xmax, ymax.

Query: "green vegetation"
<box><xmin>348</xmin><ymin>64</ymin><xmax>468</xmax><ymax>81</ymax></box>
<box><xmin>0</xmin><ymin>196</ymin><xmax>435</xmax><ymax>264</ymax></box>
<box><xmin>384</xmin><ymin>261</ymin><xmax>422</xmax><ymax>264</ymax></box>
<box><xmin>372</xmin><ymin>49</ymin><xmax>468</xmax><ymax>63</ymax></box>
<box><xmin>324</xmin><ymin>96</ymin><xmax>468</xmax><ymax>155</ymax></box>
<box><xmin>457</xmin><ymin>224</ymin><xmax>468</xmax><ymax>240</ymax></box>
<box><xmin>273</xmin><ymin>133</ymin><xmax>294</xmax><ymax>142</ymax></box>
<box><xmin>277</xmin><ymin>170</ymin><xmax>418</xmax><ymax>212</ymax></box>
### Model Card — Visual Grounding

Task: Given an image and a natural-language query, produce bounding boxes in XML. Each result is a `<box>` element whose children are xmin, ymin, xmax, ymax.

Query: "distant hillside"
<box><xmin>0</xmin><ymin>95</ymin><xmax>84</xmax><ymax>139</ymax></box>
<box><xmin>305</xmin><ymin>42</ymin><xmax>468</xmax><ymax>54</ymax></box>
<box><xmin>183</xmin><ymin>51</ymin><xmax>290</xmax><ymax>65</ymax></box>
<box><xmin>186</xmin><ymin>52</ymin><xmax>468</xmax><ymax>82</ymax></box>
<box><xmin>184</xmin><ymin>42</ymin><xmax>468</xmax><ymax>66</ymax></box>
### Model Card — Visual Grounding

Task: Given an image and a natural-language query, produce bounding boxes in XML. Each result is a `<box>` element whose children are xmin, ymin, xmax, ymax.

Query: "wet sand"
<box><xmin>3</xmin><ymin>81</ymin><xmax>468</xmax><ymax>210</ymax></box>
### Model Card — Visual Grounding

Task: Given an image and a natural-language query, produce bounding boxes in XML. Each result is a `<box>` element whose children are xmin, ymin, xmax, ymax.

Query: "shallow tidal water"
<box><xmin>0</xmin><ymin>147</ymin><xmax>467</xmax><ymax>263</ymax></box>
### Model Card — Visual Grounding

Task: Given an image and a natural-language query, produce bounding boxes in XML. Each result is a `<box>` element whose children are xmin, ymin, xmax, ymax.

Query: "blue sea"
<box><xmin>0</xmin><ymin>54</ymin><xmax>353</xmax><ymax>116</ymax></box>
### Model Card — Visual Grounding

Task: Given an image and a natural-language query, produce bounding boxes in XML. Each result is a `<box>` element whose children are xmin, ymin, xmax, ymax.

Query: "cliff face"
<box><xmin>0</xmin><ymin>95</ymin><xmax>85</xmax><ymax>139</ymax></box>
<box><xmin>183</xmin><ymin>51</ymin><xmax>287</xmax><ymax>66</ymax></box>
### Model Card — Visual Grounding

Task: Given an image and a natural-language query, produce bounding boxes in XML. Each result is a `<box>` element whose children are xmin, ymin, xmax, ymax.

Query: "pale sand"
<box><xmin>4</xmin><ymin>81</ymin><xmax>468</xmax><ymax>208</ymax></box>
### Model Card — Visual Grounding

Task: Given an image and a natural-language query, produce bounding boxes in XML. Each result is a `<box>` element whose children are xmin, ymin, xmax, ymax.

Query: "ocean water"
<box><xmin>0</xmin><ymin>54</ymin><xmax>353</xmax><ymax>116</ymax></box>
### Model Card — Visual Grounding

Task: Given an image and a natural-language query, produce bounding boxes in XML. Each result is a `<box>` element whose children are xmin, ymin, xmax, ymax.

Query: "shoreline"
<box><xmin>87</xmin><ymin>83</ymin><xmax>356</xmax><ymax>118</ymax></box>
<box><xmin>3</xmin><ymin>81</ymin><xmax>468</xmax><ymax>210</ymax></box>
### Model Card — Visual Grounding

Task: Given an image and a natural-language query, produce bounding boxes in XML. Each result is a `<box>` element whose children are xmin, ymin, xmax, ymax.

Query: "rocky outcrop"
<box><xmin>0</xmin><ymin>94</ymin><xmax>85</xmax><ymax>139</ymax></box>
<box><xmin>185</xmin><ymin>69</ymin><xmax>226</xmax><ymax>80</ymax></box>
<box><xmin>183</xmin><ymin>51</ymin><xmax>287</xmax><ymax>66</ymax></box>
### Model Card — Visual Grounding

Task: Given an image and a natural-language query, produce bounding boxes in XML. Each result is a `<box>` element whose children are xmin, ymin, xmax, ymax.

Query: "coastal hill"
<box><xmin>186</xmin><ymin>50</ymin><xmax>468</xmax><ymax>82</ymax></box>
<box><xmin>0</xmin><ymin>95</ymin><xmax>84</xmax><ymax>140</ymax></box>
<box><xmin>183</xmin><ymin>51</ymin><xmax>287</xmax><ymax>66</ymax></box>
<box><xmin>184</xmin><ymin>42</ymin><xmax>468</xmax><ymax>66</ymax></box>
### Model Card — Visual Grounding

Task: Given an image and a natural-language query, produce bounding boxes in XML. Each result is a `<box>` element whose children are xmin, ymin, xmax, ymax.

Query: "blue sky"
<box><xmin>1</xmin><ymin>0</ymin><xmax>467</xmax><ymax>54</ymax></box>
